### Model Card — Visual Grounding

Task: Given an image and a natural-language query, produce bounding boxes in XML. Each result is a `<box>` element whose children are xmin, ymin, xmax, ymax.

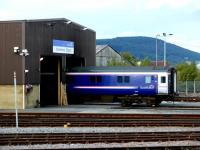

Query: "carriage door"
<box><xmin>158</xmin><ymin>73</ymin><xmax>168</xmax><ymax>94</ymax></box>
<box><xmin>169</xmin><ymin>68</ymin><xmax>177</xmax><ymax>94</ymax></box>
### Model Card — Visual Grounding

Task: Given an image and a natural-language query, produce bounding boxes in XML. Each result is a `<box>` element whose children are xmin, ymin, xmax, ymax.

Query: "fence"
<box><xmin>177</xmin><ymin>80</ymin><xmax>200</xmax><ymax>95</ymax></box>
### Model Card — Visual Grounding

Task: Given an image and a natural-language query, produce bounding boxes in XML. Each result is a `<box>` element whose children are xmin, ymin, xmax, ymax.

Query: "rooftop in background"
<box><xmin>150</xmin><ymin>61</ymin><xmax>170</xmax><ymax>67</ymax></box>
<box><xmin>96</xmin><ymin>45</ymin><xmax>108</xmax><ymax>53</ymax></box>
<box><xmin>96</xmin><ymin>45</ymin><xmax>121</xmax><ymax>55</ymax></box>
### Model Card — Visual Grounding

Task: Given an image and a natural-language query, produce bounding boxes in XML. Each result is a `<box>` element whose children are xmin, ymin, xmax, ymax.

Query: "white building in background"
<box><xmin>96</xmin><ymin>45</ymin><xmax>122</xmax><ymax>66</ymax></box>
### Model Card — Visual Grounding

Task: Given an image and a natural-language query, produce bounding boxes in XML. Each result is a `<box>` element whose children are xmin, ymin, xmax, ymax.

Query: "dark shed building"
<box><xmin>0</xmin><ymin>18</ymin><xmax>96</xmax><ymax>109</ymax></box>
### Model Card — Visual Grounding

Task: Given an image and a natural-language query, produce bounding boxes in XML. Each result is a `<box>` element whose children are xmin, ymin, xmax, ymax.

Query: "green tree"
<box><xmin>196</xmin><ymin>69</ymin><xmax>200</xmax><ymax>80</ymax></box>
<box><xmin>107</xmin><ymin>57</ymin><xmax>127</xmax><ymax>66</ymax></box>
<box><xmin>140</xmin><ymin>57</ymin><xmax>151</xmax><ymax>66</ymax></box>
<box><xmin>176</xmin><ymin>62</ymin><xmax>198</xmax><ymax>81</ymax></box>
<box><xmin>121</xmin><ymin>52</ymin><xmax>137</xmax><ymax>66</ymax></box>
<box><xmin>107</xmin><ymin>51</ymin><xmax>137</xmax><ymax>66</ymax></box>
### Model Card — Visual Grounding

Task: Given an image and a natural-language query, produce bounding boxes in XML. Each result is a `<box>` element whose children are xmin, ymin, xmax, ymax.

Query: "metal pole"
<box><xmin>163</xmin><ymin>36</ymin><xmax>166</xmax><ymax>67</ymax></box>
<box><xmin>14</xmin><ymin>71</ymin><xmax>18</xmax><ymax>128</ymax></box>
<box><xmin>186</xmin><ymin>80</ymin><xmax>188</xmax><ymax>95</ymax></box>
<box><xmin>194</xmin><ymin>80</ymin><xmax>196</xmax><ymax>94</ymax></box>
<box><xmin>156</xmin><ymin>36</ymin><xmax>158</xmax><ymax>67</ymax></box>
<box><xmin>155</xmin><ymin>34</ymin><xmax>160</xmax><ymax>67</ymax></box>
<box><xmin>162</xmin><ymin>33</ymin><xmax>173</xmax><ymax>67</ymax></box>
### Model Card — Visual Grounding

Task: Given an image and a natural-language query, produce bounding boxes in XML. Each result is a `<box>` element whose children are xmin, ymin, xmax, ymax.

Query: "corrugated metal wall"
<box><xmin>0</xmin><ymin>22</ymin><xmax>24</xmax><ymax>84</ymax></box>
<box><xmin>25</xmin><ymin>19</ymin><xmax>96</xmax><ymax>84</ymax></box>
<box><xmin>96</xmin><ymin>46</ymin><xmax>122</xmax><ymax>66</ymax></box>
<box><xmin>0</xmin><ymin>19</ymin><xmax>96</xmax><ymax>85</ymax></box>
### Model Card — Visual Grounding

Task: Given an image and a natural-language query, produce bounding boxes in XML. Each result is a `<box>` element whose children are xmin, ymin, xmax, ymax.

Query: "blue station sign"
<box><xmin>53</xmin><ymin>39</ymin><xmax>74</xmax><ymax>54</ymax></box>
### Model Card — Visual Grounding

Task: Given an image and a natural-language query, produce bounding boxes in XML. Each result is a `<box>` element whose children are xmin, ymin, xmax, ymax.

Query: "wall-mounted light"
<box><xmin>20</xmin><ymin>49</ymin><xmax>29</xmax><ymax>56</ymax></box>
<box><xmin>40</xmin><ymin>57</ymin><xmax>44</xmax><ymax>61</ymax></box>
<box><xmin>13</xmin><ymin>47</ymin><xmax>20</xmax><ymax>54</ymax></box>
<box><xmin>12</xmin><ymin>46</ymin><xmax>29</xmax><ymax>128</ymax></box>
<box><xmin>46</xmin><ymin>22</ymin><xmax>56</xmax><ymax>27</ymax></box>
<box><xmin>82</xmin><ymin>27</ymin><xmax>88</xmax><ymax>31</ymax></box>
<box><xmin>13</xmin><ymin>47</ymin><xmax>29</xmax><ymax>56</ymax></box>
<box><xmin>65</xmin><ymin>20</ymin><xmax>72</xmax><ymax>24</ymax></box>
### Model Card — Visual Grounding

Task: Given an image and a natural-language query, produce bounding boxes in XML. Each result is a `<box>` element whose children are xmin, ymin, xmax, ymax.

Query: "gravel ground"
<box><xmin>1</xmin><ymin>127</ymin><xmax>200</xmax><ymax>134</ymax></box>
<box><xmin>1</xmin><ymin>141</ymin><xmax>200</xmax><ymax>149</ymax></box>
<box><xmin>1</xmin><ymin>102</ymin><xmax>200</xmax><ymax>114</ymax></box>
<box><xmin>1</xmin><ymin>103</ymin><xmax>200</xmax><ymax>149</ymax></box>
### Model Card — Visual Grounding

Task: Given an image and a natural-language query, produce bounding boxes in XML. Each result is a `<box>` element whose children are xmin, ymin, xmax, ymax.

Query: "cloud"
<box><xmin>0</xmin><ymin>10</ymin><xmax>16</xmax><ymax>20</ymax></box>
<box><xmin>0</xmin><ymin>0</ymin><xmax>135</xmax><ymax>20</ymax></box>
<box><xmin>116</xmin><ymin>31</ymin><xmax>137</xmax><ymax>37</ymax></box>
<box><xmin>1</xmin><ymin>0</ymin><xmax>200</xmax><ymax>53</ymax></box>
<box><xmin>169</xmin><ymin>36</ymin><xmax>200</xmax><ymax>53</ymax></box>
<box><xmin>1</xmin><ymin>0</ymin><xmax>129</xmax><ymax>13</ymax></box>
<box><xmin>145</xmin><ymin>0</ymin><xmax>198</xmax><ymax>10</ymax></box>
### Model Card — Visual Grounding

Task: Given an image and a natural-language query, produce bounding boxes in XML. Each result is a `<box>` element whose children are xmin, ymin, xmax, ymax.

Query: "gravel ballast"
<box><xmin>1</xmin><ymin>141</ymin><xmax>200</xmax><ymax>150</ymax></box>
<box><xmin>0</xmin><ymin>127</ymin><xmax>200</xmax><ymax>134</ymax></box>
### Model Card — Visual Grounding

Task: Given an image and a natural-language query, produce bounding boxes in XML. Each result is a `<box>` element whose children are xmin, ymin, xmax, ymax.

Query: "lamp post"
<box><xmin>155</xmin><ymin>34</ymin><xmax>160</xmax><ymax>67</ymax></box>
<box><xmin>162</xmin><ymin>33</ymin><xmax>173</xmax><ymax>67</ymax></box>
<box><xmin>13</xmin><ymin>71</ymin><xmax>18</xmax><ymax>128</ymax></box>
<box><xmin>13</xmin><ymin>47</ymin><xmax>29</xmax><ymax>128</ymax></box>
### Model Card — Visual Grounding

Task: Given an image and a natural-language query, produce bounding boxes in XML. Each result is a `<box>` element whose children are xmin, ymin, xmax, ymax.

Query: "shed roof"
<box><xmin>0</xmin><ymin>18</ymin><xmax>95</xmax><ymax>32</ymax></box>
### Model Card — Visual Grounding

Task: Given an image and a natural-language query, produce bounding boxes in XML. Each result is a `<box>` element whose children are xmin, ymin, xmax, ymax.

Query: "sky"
<box><xmin>0</xmin><ymin>0</ymin><xmax>200</xmax><ymax>53</ymax></box>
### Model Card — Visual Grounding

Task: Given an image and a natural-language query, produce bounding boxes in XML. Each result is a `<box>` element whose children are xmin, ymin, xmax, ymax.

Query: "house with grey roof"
<box><xmin>96</xmin><ymin>45</ymin><xmax>122</xmax><ymax>66</ymax></box>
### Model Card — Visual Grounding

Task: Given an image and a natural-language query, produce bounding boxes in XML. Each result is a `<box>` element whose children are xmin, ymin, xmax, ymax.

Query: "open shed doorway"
<box><xmin>66</xmin><ymin>56</ymin><xmax>85</xmax><ymax>70</ymax></box>
<box><xmin>40</xmin><ymin>56</ymin><xmax>61</xmax><ymax>107</ymax></box>
<box><xmin>66</xmin><ymin>56</ymin><xmax>85</xmax><ymax>104</ymax></box>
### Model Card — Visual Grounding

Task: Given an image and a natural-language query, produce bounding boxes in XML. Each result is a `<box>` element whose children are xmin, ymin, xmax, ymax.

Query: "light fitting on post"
<box><xmin>161</xmin><ymin>33</ymin><xmax>173</xmax><ymax>67</ymax></box>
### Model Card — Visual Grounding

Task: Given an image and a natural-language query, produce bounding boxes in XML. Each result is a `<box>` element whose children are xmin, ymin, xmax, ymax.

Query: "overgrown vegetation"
<box><xmin>107</xmin><ymin>52</ymin><xmax>151</xmax><ymax>67</ymax></box>
<box><xmin>176</xmin><ymin>62</ymin><xmax>200</xmax><ymax>81</ymax></box>
<box><xmin>140</xmin><ymin>57</ymin><xmax>151</xmax><ymax>66</ymax></box>
<box><xmin>107</xmin><ymin>51</ymin><xmax>200</xmax><ymax>83</ymax></box>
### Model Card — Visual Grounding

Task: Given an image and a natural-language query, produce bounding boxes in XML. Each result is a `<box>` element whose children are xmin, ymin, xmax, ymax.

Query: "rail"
<box><xmin>0</xmin><ymin>113</ymin><xmax>200</xmax><ymax>127</ymax></box>
<box><xmin>0</xmin><ymin>131</ymin><xmax>199</xmax><ymax>145</ymax></box>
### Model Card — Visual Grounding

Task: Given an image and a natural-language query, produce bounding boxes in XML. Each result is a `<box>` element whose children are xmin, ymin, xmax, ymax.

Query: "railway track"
<box><xmin>1</xmin><ymin>113</ymin><xmax>200</xmax><ymax>127</ymax></box>
<box><xmin>0</xmin><ymin>131</ymin><xmax>199</xmax><ymax>146</ymax></box>
<box><xmin>173</xmin><ymin>96</ymin><xmax>200</xmax><ymax>102</ymax></box>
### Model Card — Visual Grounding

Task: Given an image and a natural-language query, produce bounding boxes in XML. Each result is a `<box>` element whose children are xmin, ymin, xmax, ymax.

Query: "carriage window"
<box><xmin>90</xmin><ymin>76</ymin><xmax>102</xmax><ymax>83</ymax></box>
<box><xmin>90</xmin><ymin>76</ymin><xmax>95</xmax><ymax>83</ymax></box>
<box><xmin>145</xmin><ymin>76</ymin><xmax>151</xmax><ymax>84</ymax></box>
<box><xmin>117</xmin><ymin>76</ymin><xmax>123</xmax><ymax>83</ymax></box>
<box><xmin>97</xmin><ymin>76</ymin><xmax>102</xmax><ymax>83</ymax></box>
<box><xmin>124</xmin><ymin>76</ymin><xmax>130</xmax><ymax>83</ymax></box>
<box><xmin>161</xmin><ymin>76</ymin><xmax>166</xmax><ymax>83</ymax></box>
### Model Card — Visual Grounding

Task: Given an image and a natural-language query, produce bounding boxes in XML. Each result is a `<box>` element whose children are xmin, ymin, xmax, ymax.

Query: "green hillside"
<box><xmin>96</xmin><ymin>36</ymin><xmax>200</xmax><ymax>65</ymax></box>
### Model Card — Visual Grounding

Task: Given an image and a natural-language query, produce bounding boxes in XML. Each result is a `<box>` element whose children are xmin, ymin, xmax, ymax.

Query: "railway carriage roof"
<box><xmin>69</xmin><ymin>66</ymin><xmax>173</xmax><ymax>73</ymax></box>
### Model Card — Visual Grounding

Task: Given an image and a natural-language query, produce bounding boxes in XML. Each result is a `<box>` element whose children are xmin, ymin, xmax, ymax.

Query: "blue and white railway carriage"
<box><xmin>66</xmin><ymin>67</ymin><xmax>176</xmax><ymax>106</ymax></box>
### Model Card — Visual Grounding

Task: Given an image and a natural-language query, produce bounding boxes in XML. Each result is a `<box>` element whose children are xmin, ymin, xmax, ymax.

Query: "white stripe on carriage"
<box><xmin>67</xmin><ymin>72</ymin><xmax>169</xmax><ymax>75</ymax></box>
<box><xmin>74</xmin><ymin>86</ymin><xmax>138</xmax><ymax>89</ymax></box>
